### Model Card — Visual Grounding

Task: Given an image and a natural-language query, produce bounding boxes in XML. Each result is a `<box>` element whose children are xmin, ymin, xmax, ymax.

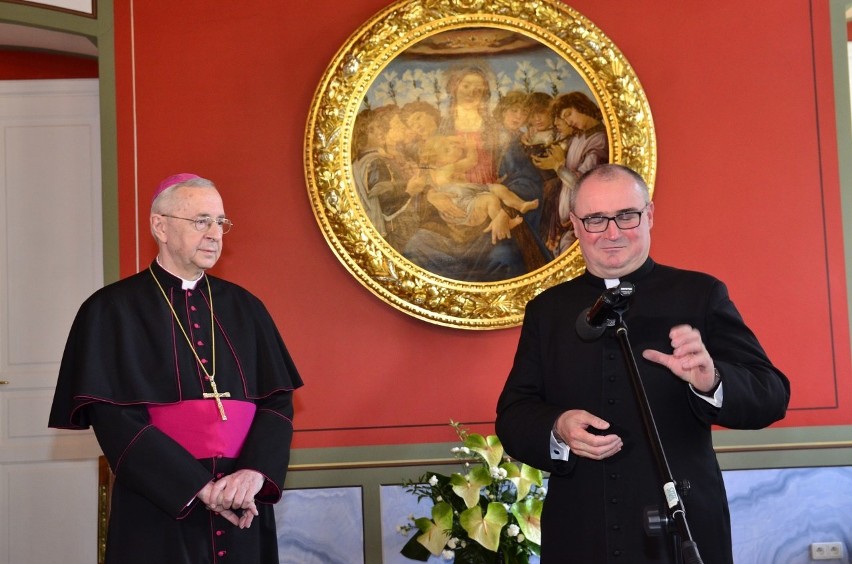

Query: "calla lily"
<box><xmin>459</xmin><ymin>502</ymin><xmax>508</xmax><ymax>552</ymax></box>
<box><xmin>400</xmin><ymin>422</ymin><xmax>547</xmax><ymax>563</ymax></box>
<box><xmin>415</xmin><ymin>501</ymin><xmax>454</xmax><ymax>556</ymax></box>
<box><xmin>511</xmin><ymin>496</ymin><xmax>544</xmax><ymax>546</ymax></box>
<box><xmin>463</xmin><ymin>433</ymin><xmax>504</xmax><ymax>469</ymax></box>
<box><xmin>450</xmin><ymin>467</ymin><xmax>492</xmax><ymax>508</ymax></box>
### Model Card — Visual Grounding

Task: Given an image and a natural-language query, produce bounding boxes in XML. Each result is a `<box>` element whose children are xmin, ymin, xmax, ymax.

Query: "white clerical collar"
<box><xmin>605</xmin><ymin>278</ymin><xmax>620</xmax><ymax>289</ymax></box>
<box><xmin>156</xmin><ymin>257</ymin><xmax>203</xmax><ymax>290</ymax></box>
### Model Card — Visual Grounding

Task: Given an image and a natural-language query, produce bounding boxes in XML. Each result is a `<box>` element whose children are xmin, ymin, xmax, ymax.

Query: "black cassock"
<box><xmin>49</xmin><ymin>261</ymin><xmax>303</xmax><ymax>564</ymax></box>
<box><xmin>496</xmin><ymin>258</ymin><xmax>789</xmax><ymax>564</ymax></box>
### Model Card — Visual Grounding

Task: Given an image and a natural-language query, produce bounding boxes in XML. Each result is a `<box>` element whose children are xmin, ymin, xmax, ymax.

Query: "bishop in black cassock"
<box><xmin>49</xmin><ymin>174</ymin><xmax>303</xmax><ymax>564</ymax></box>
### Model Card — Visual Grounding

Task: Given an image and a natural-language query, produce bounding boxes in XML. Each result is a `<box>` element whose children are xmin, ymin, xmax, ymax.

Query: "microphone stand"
<box><xmin>611</xmin><ymin>309</ymin><xmax>704</xmax><ymax>564</ymax></box>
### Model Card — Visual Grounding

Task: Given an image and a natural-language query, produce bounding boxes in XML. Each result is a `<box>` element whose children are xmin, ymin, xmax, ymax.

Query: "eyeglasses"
<box><xmin>160</xmin><ymin>214</ymin><xmax>233</xmax><ymax>234</ymax></box>
<box><xmin>575</xmin><ymin>205</ymin><xmax>648</xmax><ymax>233</ymax></box>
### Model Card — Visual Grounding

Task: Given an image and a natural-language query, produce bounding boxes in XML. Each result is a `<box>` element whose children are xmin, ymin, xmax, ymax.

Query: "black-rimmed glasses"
<box><xmin>575</xmin><ymin>205</ymin><xmax>648</xmax><ymax>233</ymax></box>
<box><xmin>160</xmin><ymin>214</ymin><xmax>233</xmax><ymax>234</ymax></box>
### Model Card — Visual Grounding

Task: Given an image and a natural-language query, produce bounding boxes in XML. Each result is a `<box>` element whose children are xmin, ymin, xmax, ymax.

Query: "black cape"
<box><xmin>49</xmin><ymin>261</ymin><xmax>304</xmax><ymax>564</ymax></box>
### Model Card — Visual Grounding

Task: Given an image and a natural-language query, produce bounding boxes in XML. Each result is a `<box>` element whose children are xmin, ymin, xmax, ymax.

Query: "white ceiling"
<box><xmin>0</xmin><ymin>22</ymin><xmax>97</xmax><ymax>57</ymax></box>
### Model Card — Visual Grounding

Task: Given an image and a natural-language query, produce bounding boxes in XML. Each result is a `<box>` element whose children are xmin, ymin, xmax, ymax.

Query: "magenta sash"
<box><xmin>148</xmin><ymin>400</ymin><xmax>255</xmax><ymax>459</ymax></box>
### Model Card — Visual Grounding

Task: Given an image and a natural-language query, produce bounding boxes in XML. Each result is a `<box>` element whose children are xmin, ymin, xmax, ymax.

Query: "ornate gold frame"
<box><xmin>304</xmin><ymin>0</ymin><xmax>656</xmax><ymax>329</ymax></box>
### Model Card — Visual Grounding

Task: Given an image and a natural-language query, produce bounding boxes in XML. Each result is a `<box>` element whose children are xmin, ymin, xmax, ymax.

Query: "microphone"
<box><xmin>575</xmin><ymin>281</ymin><xmax>635</xmax><ymax>340</ymax></box>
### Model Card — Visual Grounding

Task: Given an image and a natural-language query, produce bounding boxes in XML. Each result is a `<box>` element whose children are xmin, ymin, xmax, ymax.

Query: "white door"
<box><xmin>0</xmin><ymin>79</ymin><xmax>103</xmax><ymax>564</ymax></box>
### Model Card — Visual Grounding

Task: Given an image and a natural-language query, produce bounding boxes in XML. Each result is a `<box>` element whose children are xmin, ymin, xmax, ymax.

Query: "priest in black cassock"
<box><xmin>496</xmin><ymin>164</ymin><xmax>790</xmax><ymax>563</ymax></box>
<box><xmin>49</xmin><ymin>173</ymin><xmax>303</xmax><ymax>564</ymax></box>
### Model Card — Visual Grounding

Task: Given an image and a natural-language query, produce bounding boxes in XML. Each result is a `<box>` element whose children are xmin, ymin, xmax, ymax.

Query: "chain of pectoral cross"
<box><xmin>149</xmin><ymin>267</ymin><xmax>230</xmax><ymax>420</ymax></box>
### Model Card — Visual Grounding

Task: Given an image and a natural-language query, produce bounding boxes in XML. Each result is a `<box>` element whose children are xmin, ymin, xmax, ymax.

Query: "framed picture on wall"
<box><xmin>304</xmin><ymin>0</ymin><xmax>656</xmax><ymax>329</ymax></box>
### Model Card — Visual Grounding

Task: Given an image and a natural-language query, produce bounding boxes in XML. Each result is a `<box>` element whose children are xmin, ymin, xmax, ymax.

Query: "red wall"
<box><xmin>112</xmin><ymin>1</ymin><xmax>851</xmax><ymax>448</ymax></box>
<box><xmin>0</xmin><ymin>50</ymin><xmax>97</xmax><ymax>79</ymax></box>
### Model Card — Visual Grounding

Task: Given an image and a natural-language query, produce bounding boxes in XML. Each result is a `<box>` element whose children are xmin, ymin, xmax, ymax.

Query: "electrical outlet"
<box><xmin>811</xmin><ymin>542</ymin><xmax>844</xmax><ymax>560</ymax></box>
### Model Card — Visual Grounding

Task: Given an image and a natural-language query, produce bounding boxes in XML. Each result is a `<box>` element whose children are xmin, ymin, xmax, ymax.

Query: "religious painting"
<box><xmin>304</xmin><ymin>0</ymin><xmax>656</xmax><ymax>329</ymax></box>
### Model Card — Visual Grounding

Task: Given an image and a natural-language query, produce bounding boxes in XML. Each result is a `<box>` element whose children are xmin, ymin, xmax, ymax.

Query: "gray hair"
<box><xmin>150</xmin><ymin>176</ymin><xmax>217</xmax><ymax>240</ymax></box>
<box><xmin>569</xmin><ymin>163</ymin><xmax>650</xmax><ymax>213</ymax></box>
<box><xmin>151</xmin><ymin>176</ymin><xmax>216</xmax><ymax>215</ymax></box>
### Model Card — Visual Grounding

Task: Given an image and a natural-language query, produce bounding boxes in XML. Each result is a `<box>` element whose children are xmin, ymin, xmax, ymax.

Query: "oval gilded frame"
<box><xmin>304</xmin><ymin>0</ymin><xmax>656</xmax><ymax>329</ymax></box>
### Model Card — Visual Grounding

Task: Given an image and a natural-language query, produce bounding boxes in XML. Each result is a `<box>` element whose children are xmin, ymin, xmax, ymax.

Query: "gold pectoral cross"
<box><xmin>203</xmin><ymin>380</ymin><xmax>231</xmax><ymax>421</ymax></box>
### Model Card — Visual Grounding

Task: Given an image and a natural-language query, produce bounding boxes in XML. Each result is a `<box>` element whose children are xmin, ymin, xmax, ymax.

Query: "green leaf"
<box><xmin>464</xmin><ymin>433</ymin><xmax>504</xmax><ymax>469</ymax></box>
<box><xmin>501</xmin><ymin>544</ymin><xmax>531</xmax><ymax>564</ymax></box>
<box><xmin>507</xmin><ymin>463</ymin><xmax>543</xmax><ymax>502</ymax></box>
<box><xmin>500</xmin><ymin>462</ymin><xmax>520</xmax><ymax>477</ymax></box>
<box><xmin>450</xmin><ymin>466</ymin><xmax>492</xmax><ymax>508</ymax></box>
<box><xmin>400</xmin><ymin>534</ymin><xmax>432</xmax><ymax>561</ymax></box>
<box><xmin>414</xmin><ymin>501</ymin><xmax>453</xmax><ymax>556</ymax></box>
<box><xmin>460</xmin><ymin>502</ymin><xmax>508</xmax><ymax>552</ymax></box>
<box><xmin>511</xmin><ymin>496</ymin><xmax>544</xmax><ymax>546</ymax></box>
<box><xmin>454</xmin><ymin>544</ymin><xmax>502</xmax><ymax>564</ymax></box>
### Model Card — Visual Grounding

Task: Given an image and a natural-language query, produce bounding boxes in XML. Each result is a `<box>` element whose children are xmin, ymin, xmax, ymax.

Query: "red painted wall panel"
<box><xmin>112</xmin><ymin>0</ymin><xmax>851</xmax><ymax>447</ymax></box>
<box><xmin>0</xmin><ymin>50</ymin><xmax>97</xmax><ymax>79</ymax></box>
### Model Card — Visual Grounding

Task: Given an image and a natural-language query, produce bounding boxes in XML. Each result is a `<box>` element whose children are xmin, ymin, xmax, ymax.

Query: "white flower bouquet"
<box><xmin>399</xmin><ymin>421</ymin><xmax>545</xmax><ymax>564</ymax></box>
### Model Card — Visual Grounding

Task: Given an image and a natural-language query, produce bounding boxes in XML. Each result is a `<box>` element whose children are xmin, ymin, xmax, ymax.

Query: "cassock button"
<box><xmin>194</xmin><ymin>323</ymin><xmax>201</xmax><ymax>329</ymax></box>
<box><xmin>197</xmin><ymin>340</ymin><xmax>204</xmax><ymax>346</ymax></box>
<box><xmin>201</xmin><ymin>358</ymin><xmax>209</xmax><ymax>364</ymax></box>
<box><xmin>608</xmin><ymin>399</ymin><xmax>616</xmax><ymax>405</ymax></box>
<box><xmin>217</xmin><ymin>550</ymin><xmax>226</xmax><ymax>557</ymax></box>
<box><xmin>609</xmin><ymin>376</ymin><xmax>616</xmax><ymax>382</ymax></box>
<box><xmin>608</xmin><ymin>353</ymin><xmax>616</xmax><ymax>360</ymax></box>
<box><xmin>609</xmin><ymin>473</ymin><xmax>619</xmax><ymax>480</ymax></box>
<box><xmin>216</xmin><ymin>530</ymin><xmax>224</xmax><ymax>537</ymax></box>
<box><xmin>216</xmin><ymin>473</ymin><xmax>224</xmax><ymax>479</ymax></box>
<box><xmin>610</xmin><ymin>497</ymin><xmax>618</xmax><ymax>504</ymax></box>
<box><xmin>187</xmin><ymin>291</ymin><xmax>193</xmax><ymax>297</ymax></box>
<box><xmin>611</xmin><ymin>524</ymin><xmax>621</xmax><ymax>531</ymax></box>
<box><xmin>191</xmin><ymin>306</ymin><xmax>197</xmax><ymax>311</ymax></box>
<box><xmin>613</xmin><ymin>549</ymin><xmax>622</xmax><ymax>557</ymax></box>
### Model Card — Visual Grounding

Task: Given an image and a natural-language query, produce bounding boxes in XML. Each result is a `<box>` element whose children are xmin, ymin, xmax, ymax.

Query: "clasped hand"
<box><xmin>531</xmin><ymin>145</ymin><xmax>565</xmax><ymax>171</ymax></box>
<box><xmin>197</xmin><ymin>469</ymin><xmax>265</xmax><ymax>529</ymax></box>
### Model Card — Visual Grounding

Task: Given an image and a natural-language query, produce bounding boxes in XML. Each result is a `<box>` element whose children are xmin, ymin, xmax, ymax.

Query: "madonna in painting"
<box><xmin>352</xmin><ymin>28</ymin><xmax>611</xmax><ymax>283</ymax></box>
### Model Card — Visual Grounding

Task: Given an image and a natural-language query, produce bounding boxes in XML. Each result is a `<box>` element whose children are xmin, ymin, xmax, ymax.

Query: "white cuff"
<box><xmin>550</xmin><ymin>431</ymin><xmax>571</xmax><ymax>461</ymax></box>
<box><xmin>691</xmin><ymin>382</ymin><xmax>724</xmax><ymax>407</ymax></box>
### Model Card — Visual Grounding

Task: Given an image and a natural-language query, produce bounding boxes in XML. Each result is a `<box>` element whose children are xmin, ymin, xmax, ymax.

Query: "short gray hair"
<box><xmin>151</xmin><ymin>176</ymin><xmax>216</xmax><ymax>214</ymax></box>
<box><xmin>569</xmin><ymin>163</ymin><xmax>650</xmax><ymax>213</ymax></box>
